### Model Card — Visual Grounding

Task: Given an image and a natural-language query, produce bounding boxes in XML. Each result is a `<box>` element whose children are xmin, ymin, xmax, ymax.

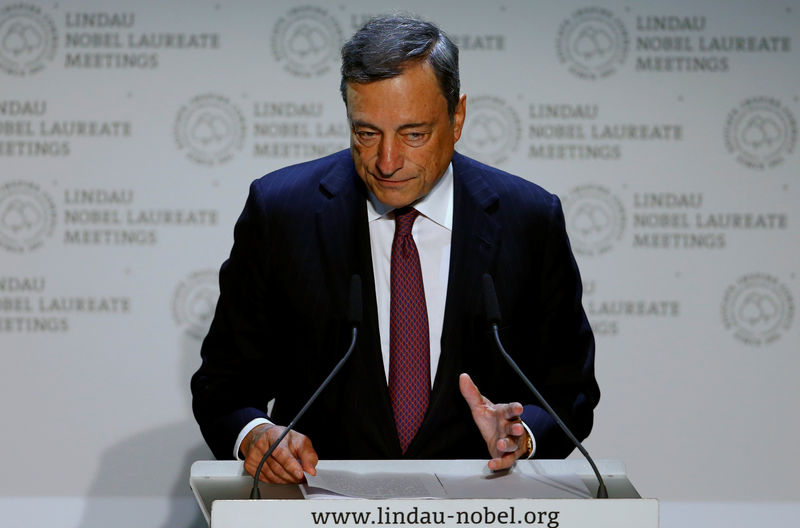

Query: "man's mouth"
<box><xmin>371</xmin><ymin>171</ymin><xmax>413</xmax><ymax>184</ymax></box>
<box><xmin>375</xmin><ymin>178</ymin><xmax>410</xmax><ymax>185</ymax></box>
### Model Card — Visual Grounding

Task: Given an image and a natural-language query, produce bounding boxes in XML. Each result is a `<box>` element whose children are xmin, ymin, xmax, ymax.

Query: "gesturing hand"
<box><xmin>241</xmin><ymin>423</ymin><xmax>319</xmax><ymax>484</ymax></box>
<box><xmin>459</xmin><ymin>373</ymin><xmax>530</xmax><ymax>471</ymax></box>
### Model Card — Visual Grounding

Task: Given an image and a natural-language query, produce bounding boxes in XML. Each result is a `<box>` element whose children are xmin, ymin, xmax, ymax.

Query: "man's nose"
<box><xmin>375</xmin><ymin>136</ymin><xmax>403</xmax><ymax>177</ymax></box>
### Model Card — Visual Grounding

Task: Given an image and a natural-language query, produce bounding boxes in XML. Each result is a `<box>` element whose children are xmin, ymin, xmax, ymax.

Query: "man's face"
<box><xmin>345</xmin><ymin>62</ymin><xmax>466</xmax><ymax>209</ymax></box>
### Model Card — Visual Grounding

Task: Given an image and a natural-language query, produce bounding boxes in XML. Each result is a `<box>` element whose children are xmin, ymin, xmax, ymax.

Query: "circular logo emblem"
<box><xmin>172</xmin><ymin>270</ymin><xmax>220</xmax><ymax>339</ymax></box>
<box><xmin>0</xmin><ymin>180</ymin><xmax>56</xmax><ymax>252</ymax></box>
<box><xmin>175</xmin><ymin>94</ymin><xmax>246</xmax><ymax>166</ymax></box>
<box><xmin>562</xmin><ymin>185</ymin><xmax>625</xmax><ymax>256</ymax></box>
<box><xmin>556</xmin><ymin>7</ymin><xmax>628</xmax><ymax>80</ymax></box>
<box><xmin>271</xmin><ymin>6</ymin><xmax>343</xmax><ymax>78</ymax></box>
<box><xmin>722</xmin><ymin>273</ymin><xmax>794</xmax><ymax>345</ymax></box>
<box><xmin>0</xmin><ymin>4</ymin><xmax>57</xmax><ymax>76</ymax></box>
<box><xmin>459</xmin><ymin>96</ymin><xmax>521</xmax><ymax>165</ymax></box>
<box><xmin>724</xmin><ymin>97</ymin><xmax>797</xmax><ymax>170</ymax></box>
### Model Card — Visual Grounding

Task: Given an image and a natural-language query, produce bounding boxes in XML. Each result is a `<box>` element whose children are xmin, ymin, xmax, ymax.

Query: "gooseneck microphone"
<box><xmin>481</xmin><ymin>273</ymin><xmax>608</xmax><ymax>499</ymax></box>
<box><xmin>249</xmin><ymin>275</ymin><xmax>362</xmax><ymax>499</ymax></box>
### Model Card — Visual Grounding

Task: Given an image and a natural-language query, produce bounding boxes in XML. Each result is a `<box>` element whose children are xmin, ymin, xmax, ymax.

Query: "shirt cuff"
<box><xmin>520</xmin><ymin>420</ymin><xmax>537</xmax><ymax>459</ymax></box>
<box><xmin>233</xmin><ymin>417</ymin><xmax>271</xmax><ymax>460</ymax></box>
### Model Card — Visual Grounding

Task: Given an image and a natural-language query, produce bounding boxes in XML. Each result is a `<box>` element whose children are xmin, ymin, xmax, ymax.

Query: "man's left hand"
<box><xmin>459</xmin><ymin>372</ymin><xmax>530</xmax><ymax>471</ymax></box>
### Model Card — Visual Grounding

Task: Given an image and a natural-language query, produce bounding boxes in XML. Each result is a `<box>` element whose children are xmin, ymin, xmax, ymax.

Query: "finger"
<box><xmin>243</xmin><ymin>442</ymin><xmax>270</xmax><ymax>481</ymax></box>
<box><xmin>248</xmin><ymin>429</ymin><xmax>304</xmax><ymax>484</ymax></box>
<box><xmin>265</xmin><ymin>451</ymin><xmax>303</xmax><ymax>483</ymax></box>
<box><xmin>496</xmin><ymin>401</ymin><xmax>524</xmax><ymax>421</ymax></box>
<box><xmin>496</xmin><ymin>436</ymin><xmax>519</xmax><ymax>453</ymax></box>
<box><xmin>292</xmin><ymin>435</ymin><xmax>319</xmax><ymax>477</ymax></box>
<box><xmin>243</xmin><ymin>457</ymin><xmax>262</xmax><ymax>481</ymax></box>
<box><xmin>244</xmin><ymin>455</ymin><xmax>288</xmax><ymax>484</ymax></box>
<box><xmin>505</xmin><ymin>419</ymin><xmax>525</xmax><ymax>437</ymax></box>
<box><xmin>488</xmin><ymin>451</ymin><xmax>517</xmax><ymax>472</ymax></box>
<box><xmin>269</xmin><ymin>438</ymin><xmax>306</xmax><ymax>481</ymax></box>
<box><xmin>243</xmin><ymin>445</ymin><xmax>296</xmax><ymax>484</ymax></box>
<box><xmin>302</xmin><ymin>460</ymin><xmax>318</xmax><ymax>477</ymax></box>
<box><xmin>458</xmin><ymin>373</ymin><xmax>489</xmax><ymax>409</ymax></box>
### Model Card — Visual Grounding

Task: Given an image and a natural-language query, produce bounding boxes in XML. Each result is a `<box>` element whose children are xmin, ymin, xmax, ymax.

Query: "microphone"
<box><xmin>249</xmin><ymin>274</ymin><xmax>362</xmax><ymax>499</ymax></box>
<box><xmin>481</xmin><ymin>273</ymin><xmax>608</xmax><ymax>499</ymax></box>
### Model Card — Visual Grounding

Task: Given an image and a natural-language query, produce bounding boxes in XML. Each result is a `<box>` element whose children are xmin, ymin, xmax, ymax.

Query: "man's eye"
<box><xmin>405</xmin><ymin>132</ymin><xmax>426</xmax><ymax>143</ymax></box>
<box><xmin>355</xmin><ymin>131</ymin><xmax>378</xmax><ymax>144</ymax></box>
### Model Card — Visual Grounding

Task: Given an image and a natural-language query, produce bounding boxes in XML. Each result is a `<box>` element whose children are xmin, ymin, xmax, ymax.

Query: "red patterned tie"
<box><xmin>389</xmin><ymin>207</ymin><xmax>430</xmax><ymax>453</ymax></box>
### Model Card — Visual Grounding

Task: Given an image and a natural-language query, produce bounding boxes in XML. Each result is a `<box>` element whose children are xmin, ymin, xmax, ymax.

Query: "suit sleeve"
<box><xmin>190</xmin><ymin>181</ymin><xmax>279</xmax><ymax>460</ymax></box>
<box><xmin>519</xmin><ymin>193</ymin><xmax>599</xmax><ymax>458</ymax></box>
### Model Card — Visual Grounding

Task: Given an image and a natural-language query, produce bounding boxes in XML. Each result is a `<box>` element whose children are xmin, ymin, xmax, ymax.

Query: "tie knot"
<box><xmin>394</xmin><ymin>207</ymin><xmax>420</xmax><ymax>237</ymax></box>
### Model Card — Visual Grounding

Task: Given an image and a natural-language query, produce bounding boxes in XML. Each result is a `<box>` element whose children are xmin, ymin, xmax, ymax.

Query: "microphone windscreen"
<box><xmin>482</xmin><ymin>273</ymin><xmax>502</xmax><ymax>324</ymax></box>
<box><xmin>348</xmin><ymin>274</ymin><xmax>363</xmax><ymax>326</ymax></box>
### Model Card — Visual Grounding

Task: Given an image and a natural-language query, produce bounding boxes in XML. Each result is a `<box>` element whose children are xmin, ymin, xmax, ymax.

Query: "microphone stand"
<box><xmin>483</xmin><ymin>273</ymin><xmax>607</xmax><ymax>499</ymax></box>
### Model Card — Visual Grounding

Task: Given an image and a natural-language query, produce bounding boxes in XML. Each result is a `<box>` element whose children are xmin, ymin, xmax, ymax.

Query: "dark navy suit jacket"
<box><xmin>191</xmin><ymin>149</ymin><xmax>599</xmax><ymax>461</ymax></box>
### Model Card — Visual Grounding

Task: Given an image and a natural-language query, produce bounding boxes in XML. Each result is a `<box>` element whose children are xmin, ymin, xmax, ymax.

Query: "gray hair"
<box><xmin>340</xmin><ymin>15</ymin><xmax>460</xmax><ymax>119</ymax></box>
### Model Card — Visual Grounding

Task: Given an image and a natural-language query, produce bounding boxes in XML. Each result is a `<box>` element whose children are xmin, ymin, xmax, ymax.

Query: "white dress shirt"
<box><xmin>366</xmin><ymin>162</ymin><xmax>453</xmax><ymax>384</ymax></box>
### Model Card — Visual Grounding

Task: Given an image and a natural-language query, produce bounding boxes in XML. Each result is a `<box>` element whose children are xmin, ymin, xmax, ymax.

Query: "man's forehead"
<box><xmin>344</xmin><ymin>62</ymin><xmax>440</xmax><ymax>97</ymax></box>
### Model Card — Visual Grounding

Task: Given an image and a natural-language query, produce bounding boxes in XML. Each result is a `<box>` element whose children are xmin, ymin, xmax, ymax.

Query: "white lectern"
<box><xmin>190</xmin><ymin>459</ymin><xmax>657</xmax><ymax>527</ymax></box>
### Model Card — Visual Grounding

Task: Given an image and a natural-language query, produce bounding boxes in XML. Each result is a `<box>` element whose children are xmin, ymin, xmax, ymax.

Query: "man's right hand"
<box><xmin>241</xmin><ymin>423</ymin><xmax>319</xmax><ymax>484</ymax></box>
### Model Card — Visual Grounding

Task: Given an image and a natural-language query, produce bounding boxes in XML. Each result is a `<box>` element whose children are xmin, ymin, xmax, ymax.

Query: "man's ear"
<box><xmin>452</xmin><ymin>94</ymin><xmax>467</xmax><ymax>142</ymax></box>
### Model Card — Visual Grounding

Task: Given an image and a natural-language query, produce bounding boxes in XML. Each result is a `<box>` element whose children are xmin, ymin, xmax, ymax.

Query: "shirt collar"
<box><xmin>365</xmin><ymin>162</ymin><xmax>454</xmax><ymax>230</ymax></box>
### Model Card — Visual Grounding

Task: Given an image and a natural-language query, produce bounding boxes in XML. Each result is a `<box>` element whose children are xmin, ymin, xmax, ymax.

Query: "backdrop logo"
<box><xmin>0</xmin><ymin>4</ymin><xmax>56</xmax><ymax>76</ymax></box>
<box><xmin>459</xmin><ymin>96</ymin><xmax>521</xmax><ymax>165</ymax></box>
<box><xmin>722</xmin><ymin>273</ymin><xmax>794</xmax><ymax>345</ymax></box>
<box><xmin>0</xmin><ymin>180</ymin><xmax>56</xmax><ymax>252</ymax></box>
<box><xmin>562</xmin><ymin>185</ymin><xmax>625</xmax><ymax>256</ymax></box>
<box><xmin>175</xmin><ymin>94</ymin><xmax>245</xmax><ymax>166</ymax></box>
<box><xmin>271</xmin><ymin>6</ymin><xmax>342</xmax><ymax>77</ymax></box>
<box><xmin>172</xmin><ymin>269</ymin><xmax>219</xmax><ymax>339</ymax></box>
<box><xmin>556</xmin><ymin>7</ymin><xmax>628</xmax><ymax>80</ymax></box>
<box><xmin>724</xmin><ymin>97</ymin><xmax>797</xmax><ymax>170</ymax></box>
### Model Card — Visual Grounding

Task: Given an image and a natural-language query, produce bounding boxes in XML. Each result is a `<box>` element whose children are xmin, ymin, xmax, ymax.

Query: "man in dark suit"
<box><xmin>192</xmin><ymin>15</ymin><xmax>598</xmax><ymax>484</ymax></box>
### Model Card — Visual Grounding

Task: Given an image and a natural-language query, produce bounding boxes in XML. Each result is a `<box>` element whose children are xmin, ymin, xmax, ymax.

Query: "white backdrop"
<box><xmin>1</xmin><ymin>0</ymin><xmax>798</xmax><ymax>526</ymax></box>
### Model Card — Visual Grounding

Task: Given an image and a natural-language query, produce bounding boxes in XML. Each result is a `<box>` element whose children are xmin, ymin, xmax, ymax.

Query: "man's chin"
<box><xmin>380</xmin><ymin>198</ymin><xmax>415</xmax><ymax>209</ymax></box>
<box><xmin>372</xmin><ymin>187</ymin><xmax>419</xmax><ymax>209</ymax></box>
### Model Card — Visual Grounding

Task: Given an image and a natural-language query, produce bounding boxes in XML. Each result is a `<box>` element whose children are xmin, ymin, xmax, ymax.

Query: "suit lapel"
<box><xmin>315</xmin><ymin>163</ymin><xmax>363</xmax><ymax>300</ymax></box>
<box><xmin>436</xmin><ymin>152</ymin><xmax>501</xmax><ymax>393</ymax></box>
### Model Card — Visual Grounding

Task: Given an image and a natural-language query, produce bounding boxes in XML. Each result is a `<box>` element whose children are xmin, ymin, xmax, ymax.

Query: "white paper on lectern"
<box><xmin>438</xmin><ymin>470</ymin><xmax>590</xmax><ymax>499</ymax></box>
<box><xmin>302</xmin><ymin>470</ymin><xmax>444</xmax><ymax>499</ymax></box>
<box><xmin>302</xmin><ymin>467</ymin><xmax>590</xmax><ymax>499</ymax></box>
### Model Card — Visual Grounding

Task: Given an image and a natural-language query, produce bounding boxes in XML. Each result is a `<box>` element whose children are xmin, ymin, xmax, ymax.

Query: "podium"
<box><xmin>190</xmin><ymin>459</ymin><xmax>657</xmax><ymax>527</ymax></box>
